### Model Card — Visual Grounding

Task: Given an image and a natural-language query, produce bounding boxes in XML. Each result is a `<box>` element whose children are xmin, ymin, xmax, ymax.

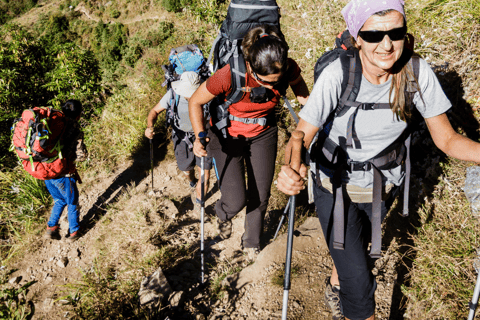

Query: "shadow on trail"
<box><xmin>81</xmin><ymin>130</ymin><xmax>170</xmax><ymax>233</ymax></box>
<box><xmin>382</xmin><ymin>66</ymin><xmax>480</xmax><ymax>319</ymax></box>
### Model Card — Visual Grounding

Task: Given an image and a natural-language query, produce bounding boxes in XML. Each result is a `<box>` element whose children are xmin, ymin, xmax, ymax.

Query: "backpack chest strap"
<box><xmin>228</xmin><ymin>114</ymin><xmax>268</xmax><ymax>126</ymax></box>
<box><xmin>346</xmin><ymin>102</ymin><xmax>392</xmax><ymax>149</ymax></box>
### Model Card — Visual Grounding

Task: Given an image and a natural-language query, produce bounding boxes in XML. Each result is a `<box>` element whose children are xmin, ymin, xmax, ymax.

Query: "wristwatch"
<box><xmin>198</xmin><ymin>131</ymin><xmax>207</xmax><ymax>139</ymax></box>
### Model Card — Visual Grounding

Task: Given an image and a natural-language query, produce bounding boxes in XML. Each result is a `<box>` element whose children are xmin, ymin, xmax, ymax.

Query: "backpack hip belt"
<box><xmin>319</xmin><ymin>134</ymin><xmax>411</xmax><ymax>258</ymax></box>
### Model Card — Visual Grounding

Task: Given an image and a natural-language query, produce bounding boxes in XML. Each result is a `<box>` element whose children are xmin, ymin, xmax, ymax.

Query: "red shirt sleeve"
<box><xmin>206</xmin><ymin>64</ymin><xmax>233</xmax><ymax>97</ymax></box>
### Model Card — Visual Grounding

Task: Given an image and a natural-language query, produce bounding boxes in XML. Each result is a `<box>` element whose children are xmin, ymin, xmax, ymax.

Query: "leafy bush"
<box><xmin>43</xmin><ymin>44</ymin><xmax>101</xmax><ymax>111</ymax></box>
<box><xmin>0</xmin><ymin>0</ymin><xmax>38</xmax><ymax>26</ymax></box>
<box><xmin>90</xmin><ymin>21</ymin><xmax>128</xmax><ymax>85</ymax></box>
<box><xmin>161</xmin><ymin>0</ymin><xmax>193</xmax><ymax>12</ymax></box>
<box><xmin>110</xmin><ymin>8</ymin><xmax>121</xmax><ymax>19</ymax></box>
<box><xmin>146</xmin><ymin>21</ymin><xmax>175</xmax><ymax>47</ymax></box>
<box><xmin>0</xmin><ymin>25</ymin><xmax>49</xmax><ymax>122</ymax></box>
<box><xmin>0</xmin><ymin>167</ymin><xmax>50</xmax><ymax>261</ymax></box>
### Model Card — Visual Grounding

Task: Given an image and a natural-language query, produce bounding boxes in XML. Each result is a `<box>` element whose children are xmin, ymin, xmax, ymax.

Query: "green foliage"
<box><xmin>110</xmin><ymin>8</ymin><xmax>121</xmax><ymax>19</ymax></box>
<box><xmin>0</xmin><ymin>167</ymin><xmax>50</xmax><ymax>261</ymax></box>
<box><xmin>0</xmin><ymin>0</ymin><xmax>37</xmax><ymax>26</ymax></box>
<box><xmin>90</xmin><ymin>21</ymin><xmax>128</xmax><ymax>85</ymax></box>
<box><xmin>43</xmin><ymin>44</ymin><xmax>101</xmax><ymax>111</ymax></box>
<box><xmin>190</xmin><ymin>0</ymin><xmax>222</xmax><ymax>24</ymax></box>
<box><xmin>37</xmin><ymin>13</ymin><xmax>77</xmax><ymax>47</ymax></box>
<box><xmin>0</xmin><ymin>270</ymin><xmax>34</xmax><ymax>320</ymax></box>
<box><xmin>145</xmin><ymin>21</ymin><xmax>175</xmax><ymax>47</ymax></box>
<box><xmin>161</xmin><ymin>0</ymin><xmax>193</xmax><ymax>12</ymax></box>
<box><xmin>0</xmin><ymin>24</ymin><xmax>49</xmax><ymax>122</ymax></box>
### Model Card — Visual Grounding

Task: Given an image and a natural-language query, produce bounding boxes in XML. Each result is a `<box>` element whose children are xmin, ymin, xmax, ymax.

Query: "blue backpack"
<box><xmin>161</xmin><ymin>44</ymin><xmax>210</xmax><ymax>138</ymax></box>
<box><xmin>162</xmin><ymin>44</ymin><xmax>210</xmax><ymax>90</ymax></box>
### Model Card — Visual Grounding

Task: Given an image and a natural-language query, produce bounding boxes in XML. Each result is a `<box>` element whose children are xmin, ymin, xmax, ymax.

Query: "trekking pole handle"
<box><xmin>198</xmin><ymin>131</ymin><xmax>207</xmax><ymax>148</ymax></box>
<box><xmin>289</xmin><ymin>130</ymin><xmax>305</xmax><ymax>171</ymax></box>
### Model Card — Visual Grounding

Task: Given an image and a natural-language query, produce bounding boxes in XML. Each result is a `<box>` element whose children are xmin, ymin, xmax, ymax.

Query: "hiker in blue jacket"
<box><xmin>145</xmin><ymin>71</ymin><xmax>212</xmax><ymax>213</ymax></box>
<box><xmin>277</xmin><ymin>0</ymin><xmax>480</xmax><ymax>319</ymax></box>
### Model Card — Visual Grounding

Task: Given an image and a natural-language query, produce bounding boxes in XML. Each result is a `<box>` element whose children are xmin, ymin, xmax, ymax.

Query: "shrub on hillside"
<box><xmin>0</xmin><ymin>0</ymin><xmax>38</xmax><ymax>25</ymax></box>
<box><xmin>161</xmin><ymin>0</ymin><xmax>193</xmax><ymax>12</ymax></box>
<box><xmin>90</xmin><ymin>20</ymin><xmax>128</xmax><ymax>85</ymax></box>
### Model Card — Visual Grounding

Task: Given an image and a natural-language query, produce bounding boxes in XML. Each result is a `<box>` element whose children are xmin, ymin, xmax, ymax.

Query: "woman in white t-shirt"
<box><xmin>277</xmin><ymin>1</ymin><xmax>480</xmax><ymax>319</ymax></box>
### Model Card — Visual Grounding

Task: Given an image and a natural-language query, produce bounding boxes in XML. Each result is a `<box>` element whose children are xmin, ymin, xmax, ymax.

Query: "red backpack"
<box><xmin>10</xmin><ymin>107</ymin><xmax>69</xmax><ymax>180</ymax></box>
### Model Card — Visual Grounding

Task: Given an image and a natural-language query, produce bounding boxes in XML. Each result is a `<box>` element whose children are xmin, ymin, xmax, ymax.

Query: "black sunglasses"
<box><xmin>252</xmin><ymin>71</ymin><xmax>280</xmax><ymax>86</ymax></box>
<box><xmin>358</xmin><ymin>26</ymin><xmax>407</xmax><ymax>43</ymax></box>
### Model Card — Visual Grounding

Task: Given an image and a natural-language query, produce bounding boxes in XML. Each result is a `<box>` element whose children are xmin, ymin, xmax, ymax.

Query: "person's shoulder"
<box><xmin>318</xmin><ymin>58</ymin><xmax>344</xmax><ymax>83</ymax></box>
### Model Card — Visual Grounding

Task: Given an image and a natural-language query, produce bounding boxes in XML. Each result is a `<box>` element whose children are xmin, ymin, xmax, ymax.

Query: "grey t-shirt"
<box><xmin>160</xmin><ymin>90</ymin><xmax>193</xmax><ymax>133</ymax></box>
<box><xmin>300</xmin><ymin>57</ymin><xmax>452</xmax><ymax>188</ymax></box>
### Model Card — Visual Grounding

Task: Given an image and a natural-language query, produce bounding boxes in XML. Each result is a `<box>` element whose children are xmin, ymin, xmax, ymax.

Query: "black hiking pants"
<box><xmin>313</xmin><ymin>180</ymin><xmax>395</xmax><ymax>320</ymax></box>
<box><xmin>207</xmin><ymin>126</ymin><xmax>278</xmax><ymax>249</ymax></box>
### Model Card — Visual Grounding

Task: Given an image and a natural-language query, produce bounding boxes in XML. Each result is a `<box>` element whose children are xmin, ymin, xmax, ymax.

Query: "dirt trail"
<box><xmin>7</xmin><ymin>137</ymin><xmax>404</xmax><ymax>319</ymax></box>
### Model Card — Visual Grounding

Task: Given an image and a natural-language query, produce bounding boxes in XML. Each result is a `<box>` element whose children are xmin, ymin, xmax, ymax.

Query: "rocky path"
<box><xmin>6</xmin><ymin>142</ymin><xmax>404</xmax><ymax>319</ymax></box>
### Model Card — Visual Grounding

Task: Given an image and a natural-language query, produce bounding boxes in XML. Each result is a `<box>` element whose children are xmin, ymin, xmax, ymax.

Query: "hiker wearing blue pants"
<box><xmin>45</xmin><ymin>100</ymin><xmax>88</xmax><ymax>242</ymax></box>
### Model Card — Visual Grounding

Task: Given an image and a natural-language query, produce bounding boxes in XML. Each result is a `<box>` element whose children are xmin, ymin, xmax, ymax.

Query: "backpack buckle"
<box><xmin>360</xmin><ymin>103</ymin><xmax>375</xmax><ymax>110</ymax></box>
<box><xmin>348</xmin><ymin>160</ymin><xmax>371</xmax><ymax>172</ymax></box>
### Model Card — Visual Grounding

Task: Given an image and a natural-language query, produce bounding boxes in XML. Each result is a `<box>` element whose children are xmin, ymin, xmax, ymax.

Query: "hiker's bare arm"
<box><xmin>426</xmin><ymin>113</ymin><xmax>480</xmax><ymax>162</ymax></box>
<box><xmin>277</xmin><ymin>119</ymin><xmax>318</xmax><ymax>195</ymax></box>
<box><xmin>189</xmin><ymin>82</ymin><xmax>216</xmax><ymax>157</ymax></box>
<box><xmin>145</xmin><ymin>100</ymin><xmax>166</xmax><ymax>139</ymax></box>
<box><xmin>290</xmin><ymin>75</ymin><xmax>309</xmax><ymax>106</ymax></box>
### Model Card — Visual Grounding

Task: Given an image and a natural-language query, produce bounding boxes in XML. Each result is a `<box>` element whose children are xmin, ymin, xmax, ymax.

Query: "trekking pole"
<box><xmin>464</xmin><ymin>166</ymin><xmax>480</xmax><ymax>320</ymax></box>
<box><xmin>149</xmin><ymin>138</ymin><xmax>154</xmax><ymax>190</ymax></box>
<box><xmin>282</xmin><ymin>130</ymin><xmax>305</xmax><ymax>320</ymax></box>
<box><xmin>273</xmin><ymin>197</ymin><xmax>291</xmax><ymax>240</ymax></box>
<box><xmin>198</xmin><ymin>131</ymin><xmax>208</xmax><ymax>283</ymax></box>
<box><xmin>468</xmin><ymin>253</ymin><xmax>480</xmax><ymax>320</ymax></box>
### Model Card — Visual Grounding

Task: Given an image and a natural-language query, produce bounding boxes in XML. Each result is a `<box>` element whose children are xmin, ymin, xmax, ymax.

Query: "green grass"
<box><xmin>0</xmin><ymin>269</ymin><xmax>34</xmax><ymax>320</ymax></box>
<box><xmin>0</xmin><ymin>167</ymin><xmax>50</xmax><ymax>262</ymax></box>
<box><xmin>270</xmin><ymin>264</ymin><xmax>301</xmax><ymax>287</ymax></box>
<box><xmin>402</xmin><ymin>159</ymin><xmax>480</xmax><ymax>319</ymax></box>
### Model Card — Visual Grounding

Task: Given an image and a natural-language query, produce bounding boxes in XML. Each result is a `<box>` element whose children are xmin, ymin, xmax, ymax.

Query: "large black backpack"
<box><xmin>206</xmin><ymin>0</ymin><xmax>299</xmax><ymax>138</ymax></box>
<box><xmin>309</xmin><ymin>31</ymin><xmax>420</xmax><ymax>258</ymax></box>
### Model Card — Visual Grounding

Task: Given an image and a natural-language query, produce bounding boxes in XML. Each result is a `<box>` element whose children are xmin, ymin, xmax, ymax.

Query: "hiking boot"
<box><xmin>324</xmin><ymin>277</ymin><xmax>344</xmax><ymax>320</ymax></box>
<box><xmin>217</xmin><ymin>219</ymin><xmax>232</xmax><ymax>239</ymax></box>
<box><xmin>66</xmin><ymin>229</ymin><xmax>81</xmax><ymax>242</ymax></box>
<box><xmin>45</xmin><ymin>225</ymin><xmax>60</xmax><ymax>240</ymax></box>
<box><xmin>243</xmin><ymin>247</ymin><xmax>260</xmax><ymax>262</ymax></box>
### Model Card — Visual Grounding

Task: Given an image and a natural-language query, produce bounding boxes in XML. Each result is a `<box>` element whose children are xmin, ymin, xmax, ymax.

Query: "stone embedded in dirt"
<box><xmin>57</xmin><ymin>257</ymin><xmax>68</xmax><ymax>268</ymax></box>
<box><xmin>167</xmin><ymin>163</ymin><xmax>178</xmax><ymax>177</ymax></box>
<box><xmin>8</xmin><ymin>276</ymin><xmax>21</xmax><ymax>285</ymax></box>
<box><xmin>69</xmin><ymin>248</ymin><xmax>80</xmax><ymax>258</ymax></box>
<box><xmin>138</xmin><ymin>267</ymin><xmax>172</xmax><ymax>310</ymax></box>
<box><xmin>223</xmin><ymin>217</ymin><xmax>327</xmax><ymax>290</ymax></box>
<box><xmin>168</xmin><ymin>290</ymin><xmax>185</xmax><ymax>308</ymax></box>
<box><xmin>161</xmin><ymin>199</ymin><xmax>179</xmax><ymax>219</ymax></box>
<box><xmin>43</xmin><ymin>298</ymin><xmax>54</xmax><ymax>312</ymax></box>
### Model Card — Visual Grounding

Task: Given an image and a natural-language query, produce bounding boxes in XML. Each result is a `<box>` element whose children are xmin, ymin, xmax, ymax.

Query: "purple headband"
<box><xmin>341</xmin><ymin>0</ymin><xmax>406</xmax><ymax>40</ymax></box>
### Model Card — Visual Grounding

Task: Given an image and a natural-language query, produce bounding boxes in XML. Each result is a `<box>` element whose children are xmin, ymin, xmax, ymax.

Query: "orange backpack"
<box><xmin>11</xmin><ymin>107</ymin><xmax>69</xmax><ymax>180</ymax></box>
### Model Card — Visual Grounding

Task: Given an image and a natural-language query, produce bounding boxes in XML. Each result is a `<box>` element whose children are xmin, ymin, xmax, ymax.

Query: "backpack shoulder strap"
<box><xmin>336</xmin><ymin>49</ymin><xmax>363</xmax><ymax>118</ymax></box>
<box><xmin>405</xmin><ymin>54</ymin><xmax>421</xmax><ymax>108</ymax></box>
<box><xmin>225</xmin><ymin>44</ymin><xmax>247</xmax><ymax>107</ymax></box>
